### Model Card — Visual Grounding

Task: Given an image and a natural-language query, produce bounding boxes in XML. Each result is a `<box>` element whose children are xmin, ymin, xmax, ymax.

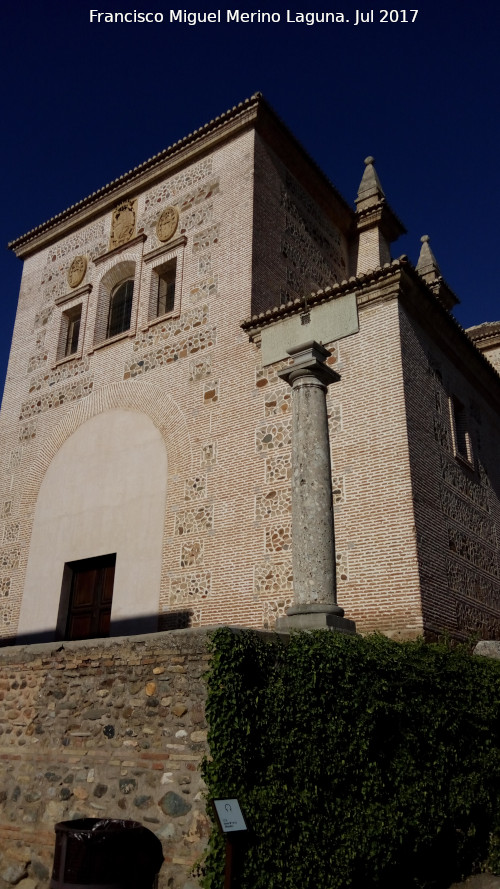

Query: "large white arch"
<box><xmin>18</xmin><ymin>408</ymin><xmax>168</xmax><ymax>641</ymax></box>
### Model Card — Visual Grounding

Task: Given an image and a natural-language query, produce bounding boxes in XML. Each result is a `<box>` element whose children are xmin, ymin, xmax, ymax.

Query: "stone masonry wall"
<box><xmin>0</xmin><ymin>630</ymin><xmax>211</xmax><ymax>889</ymax></box>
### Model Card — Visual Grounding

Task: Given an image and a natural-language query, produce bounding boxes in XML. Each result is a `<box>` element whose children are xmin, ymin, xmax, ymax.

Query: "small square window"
<box><xmin>156</xmin><ymin>259</ymin><xmax>177</xmax><ymax>317</ymax></box>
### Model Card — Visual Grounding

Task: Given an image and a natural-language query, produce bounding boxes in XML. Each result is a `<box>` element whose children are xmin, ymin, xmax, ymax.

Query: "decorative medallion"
<box><xmin>109</xmin><ymin>199</ymin><xmax>137</xmax><ymax>250</ymax></box>
<box><xmin>67</xmin><ymin>255</ymin><xmax>87</xmax><ymax>289</ymax></box>
<box><xmin>156</xmin><ymin>206</ymin><xmax>179</xmax><ymax>243</ymax></box>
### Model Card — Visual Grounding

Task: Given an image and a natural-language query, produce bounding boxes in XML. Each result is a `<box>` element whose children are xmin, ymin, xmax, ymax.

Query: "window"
<box><xmin>156</xmin><ymin>259</ymin><xmax>177</xmax><ymax>317</ymax></box>
<box><xmin>106</xmin><ymin>279</ymin><xmax>134</xmax><ymax>338</ymax></box>
<box><xmin>56</xmin><ymin>302</ymin><xmax>83</xmax><ymax>361</ymax></box>
<box><xmin>64</xmin><ymin>305</ymin><xmax>82</xmax><ymax>356</ymax></box>
<box><xmin>451</xmin><ymin>396</ymin><xmax>473</xmax><ymax>464</ymax></box>
<box><xmin>63</xmin><ymin>554</ymin><xmax>116</xmax><ymax>641</ymax></box>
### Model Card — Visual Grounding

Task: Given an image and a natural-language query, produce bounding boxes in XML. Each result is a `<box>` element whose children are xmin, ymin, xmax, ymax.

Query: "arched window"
<box><xmin>106</xmin><ymin>279</ymin><xmax>134</xmax><ymax>338</ymax></box>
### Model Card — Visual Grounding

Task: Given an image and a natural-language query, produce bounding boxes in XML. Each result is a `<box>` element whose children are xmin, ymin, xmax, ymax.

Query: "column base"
<box><xmin>276</xmin><ymin>608</ymin><xmax>356</xmax><ymax>634</ymax></box>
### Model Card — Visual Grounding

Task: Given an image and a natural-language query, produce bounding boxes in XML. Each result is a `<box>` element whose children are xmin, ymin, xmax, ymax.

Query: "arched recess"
<box><xmin>17</xmin><ymin>381</ymin><xmax>192</xmax><ymax>642</ymax></box>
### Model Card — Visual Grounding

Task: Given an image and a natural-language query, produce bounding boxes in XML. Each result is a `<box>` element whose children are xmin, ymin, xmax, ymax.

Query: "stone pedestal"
<box><xmin>276</xmin><ymin>341</ymin><xmax>356</xmax><ymax>634</ymax></box>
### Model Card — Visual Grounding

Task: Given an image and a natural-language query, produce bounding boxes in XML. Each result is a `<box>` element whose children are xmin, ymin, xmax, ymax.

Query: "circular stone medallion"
<box><xmin>156</xmin><ymin>206</ymin><xmax>179</xmax><ymax>243</ymax></box>
<box><xmin>67</xmin><ymin>255</ymin><xmax>87</xmax><ymax>288</ymax></box>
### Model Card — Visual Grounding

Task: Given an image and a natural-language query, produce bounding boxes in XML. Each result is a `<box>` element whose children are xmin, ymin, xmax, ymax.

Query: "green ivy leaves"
<box><xmin>200</xmin><ymin>629</ymin><xmax>500</xmax><ymax>889</ymax></box>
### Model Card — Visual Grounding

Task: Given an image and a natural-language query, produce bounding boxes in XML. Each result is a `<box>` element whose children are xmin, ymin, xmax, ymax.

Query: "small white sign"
<box><xmin>213</xmin><ymin>798</ymin><xmax>248</xmax><ymax>833</ymax></box>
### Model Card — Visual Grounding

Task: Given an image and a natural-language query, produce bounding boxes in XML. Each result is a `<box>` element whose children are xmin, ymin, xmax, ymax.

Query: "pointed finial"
<box><xmin>416</xmin><ymin>234</ymin><xmax>441</xmax><ymax>281</ymax></box>
<box><xmin>416</xmin><ymin>235</ymin><xmax>459</xmax><ymax>310</ymax></box>
<box><xmin>356</xmin><ymin>156</ymin><xmax>386</xmax><ymax>208</ymax></box>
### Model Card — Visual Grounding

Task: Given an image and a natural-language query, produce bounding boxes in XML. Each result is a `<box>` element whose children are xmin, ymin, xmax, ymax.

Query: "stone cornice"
<box><xmin>9</xmin><ymin>94</ymin><xmax>355</xmax><ymax>259</ymax></box>
<box><xmin>466</xmin><ymin>321</ymin><xmax>500</xmax><ymax>349</ymax></box>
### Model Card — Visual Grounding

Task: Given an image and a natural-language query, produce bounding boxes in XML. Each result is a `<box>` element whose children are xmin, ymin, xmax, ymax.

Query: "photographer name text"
<box><xmin>89</xmin><ymin>8</ymin><xmax>419</xmax><ymax>25</ymax></box>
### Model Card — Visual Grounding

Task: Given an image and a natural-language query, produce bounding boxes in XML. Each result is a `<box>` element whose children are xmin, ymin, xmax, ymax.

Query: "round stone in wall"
<box><xmin>156</xmin><ymin>206</ymin><xmax>179</xmax><ymax>242</ymax></box>
<box><xmin>67</xmin><ymin>255</ymin><xmax>87</xmax><ymax>288</ymax></box>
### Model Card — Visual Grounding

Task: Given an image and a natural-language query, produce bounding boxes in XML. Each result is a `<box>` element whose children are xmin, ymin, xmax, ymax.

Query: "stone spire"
<box><xmin>416</xmin><ymin>235</ymin><xmax>459</xmax><ymax>310</ymax></box>
<box><xmin>354</xmin><ymin>157</ymin><xmax>406</xmax><ymax>276</ymax></box>
<box><xmin>355</xmin><ymin>156</ymin><xmax>386</xmax><ymax>210</ymax></box>
<box><xmin>416</xmin><ymin>234</ymin><xmax>441</xmax><ymax>282</ymax></box>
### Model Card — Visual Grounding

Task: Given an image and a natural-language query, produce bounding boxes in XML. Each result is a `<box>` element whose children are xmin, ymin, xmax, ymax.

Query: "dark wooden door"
<box><xmin>66</xmin><ymin>555</ymin><xmax>115</xmax><ymax>641</ymax></box>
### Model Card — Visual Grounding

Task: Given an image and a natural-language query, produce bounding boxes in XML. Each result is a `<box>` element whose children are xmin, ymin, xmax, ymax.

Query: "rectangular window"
<box><xmin>57</xmin><ymin>303</ymin><xmax>83</xmax><ymax>361</ymax></box>
<box><xmin>451</xmin><ymin>396</ymin><xmax>473</xmax><ymax>464</ymax></box>
<box><xmin>65</xmin><ymin>306</ymin><xmax>82</xmax><ymax>356</ymax></box>
<box><xmin>156</xmin><ymin>259</ymin><xmax>177</xmax><ymax>317</ymax></box>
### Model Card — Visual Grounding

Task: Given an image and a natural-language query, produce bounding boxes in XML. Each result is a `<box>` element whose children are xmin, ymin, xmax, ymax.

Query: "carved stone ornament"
<box><xmin>67</xmin><ymin>255</ymin><xmax>87</xmax><ymax>288</ymax></box>
<box><xmin>109</xmin><ymin>199</ymin><xmax>137</xmax><ymax>250</ymax></box>
<box><xmin>156</xmin><ymin>206</ymin><xmax>179</xmax><ymax>243</ymax></box>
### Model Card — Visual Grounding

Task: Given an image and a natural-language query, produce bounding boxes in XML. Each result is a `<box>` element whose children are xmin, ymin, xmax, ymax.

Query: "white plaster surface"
<box><xmin>18</xmin><ymin>408</ymin><xmax>167</xmax><ymax>638</ymax></box>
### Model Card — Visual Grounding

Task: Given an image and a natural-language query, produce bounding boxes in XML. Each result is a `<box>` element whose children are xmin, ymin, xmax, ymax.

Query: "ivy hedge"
<box><xmin>200</xmin><ymin>628</ymin><xmax>500</xmax><ymax>889</ymax></box>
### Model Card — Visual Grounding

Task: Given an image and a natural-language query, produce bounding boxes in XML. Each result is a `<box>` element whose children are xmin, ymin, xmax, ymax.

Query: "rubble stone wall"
<box><xmin>0</xmin><ymin>630</ymin><xmax>211</xmax><ymax>889</ymax></box>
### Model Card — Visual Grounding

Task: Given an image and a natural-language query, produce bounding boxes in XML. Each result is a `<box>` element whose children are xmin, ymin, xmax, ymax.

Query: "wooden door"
<box><xmin>65</xmin><ymin>555</ymin><xmax>115</xmax><ymax>641</ymax></box>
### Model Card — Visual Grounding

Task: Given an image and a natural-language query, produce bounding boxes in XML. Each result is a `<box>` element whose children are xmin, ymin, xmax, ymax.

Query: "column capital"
<box><xmin>277</xmin><ymin>341</ymin><xmax>341</xmax><ymax>388</ymax></box>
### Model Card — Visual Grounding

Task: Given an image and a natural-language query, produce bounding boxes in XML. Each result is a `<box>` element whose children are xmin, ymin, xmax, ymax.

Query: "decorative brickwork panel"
<box><xmin>8</xmin><ymin>450</ymin><xmax>23</xmax><ymax>471</ymax></box>
<box><xmin>265</xmin><ymin>454</ymin><xmax>291</xmax><ymax>484</ymax></box>
<box><xmin>3</xmin><ymin>523</ymin><xmax>19</xmax><ymax>544</ymax></box>
<box><xmin>174</xmin><ymin>506</ymin><xmax>213</xmax><ymax>536</ymax></box>
<box><xmin>198</xmin><ymin>253</ymin><xmax>212</xmax><ymax>276</ymax></box>
<box><xmin>265</xmin><ymin>524</ymin><xmax>292</xmax><ymax>553</ymax></box>
<box><xmin>29</xmin><ymin>358</ymin><xmax>91</xmax><ymax>393</ymax></box>
<box><xmin>189</xmin><ymin>355</ymin><xmax>212</xmax><ymax>381</ymax></box>
<box><xmin>332</xmin><ymin>476</ymin><xmax>345</xmax><ymax>504</ymax></box>
<box><xmin>440</xmin><ymin>454</ymin><xmax>489</xmax><ymax>510</ymax></box>
<box><xmin>256</xmin><ymin>420</ymin><xmax>291</xmax><ymax>452</ymax></box>
<box><xmin>0</xmin><ymin>577</ymin><xmax>11</xmax><ymax>596</ymax></box>
<box><xmin>170</xmin><ymin>571</ymin><xmax>211</xmax><ymax>604</ymax></box>
<box><xmin>33</xmin><ymin>306</ymin><xmax>53</xmax><ymax>330</ymax></box>
<box><xmin>203</xmin><ymin>381</ymin><xmax>219</xmax><ymax>404</ymax></box>
<box><xmin>456</xmin><ymin>600</ymin><xmax>500</xmax><ymax>637</ymax></box>
<box><xmin>143</xmin><ymin>159</ymin><xmax>213</xmax><ymax>210</ymax></box>
<box><xmin>440</xmin><ymin>486</ymin><xmax>496</xmax><ymax>546</ymax></box>
<box><xmin>180</xmin><ymin>204</ymin><xmax>214</xmax><ymax>233</ymax></box>
<box><xmin>255</xmin><ymin>365</ymin><xmax>280</xmax><ymax>389</ymax></box>
<box><xmin>448</xmin><ymin>527</ymin><xmax>498</xmax><ymax>576</ymax></box>
<box><xmin>27</xmin><ymin>352</ymin><xmax>48</xmax><ymax>373</ymax></box>
<box><xmin>0</xmin><ymin>548</ymin><xmax>20</xmax><ymax>570</ymax></box>
<box><xmin>434</xmin><ymin>415</ymin><xmax>451</xmax><ymax>449</ymax></box>
<box><xmin>336</xmin><ymin>551</ymin><xmax>348</xmax><ymax>582</ymax></box>
<box><xmin>19</xmin><ymin>421</ymin><xmax>36</xmax><ymax>442</ymax></box>
<box><xmin>254</xmin><ymin>560</ymin><xmax>293</xmax><ymax>596</ymax></box>
<box><xmin>192</xmin><ymin>225</ymin><xmax>219</xmax><ymax>254</ymax></box>
<box><xmin>134</xmin><ymin>306</ymin><xmax>209</xmax><ymax>351</ymax></box>
<box><xmin>180</xmin><ymin>541</ymin><xmax>204</xmax><ymax>568</ymax></box>
<box><xmin>201</xmin><ymin>442</ymin><xmax>217</xmax><ymax>466</ymax></box>
<box><xmin>40</xmin><ymin>220</ymin><xmax>107</xmax><ymax>301</ymax></box>
<box><xmin>1</xmin><ymin>502</ymin><xmax>12</xmax><ymax>520</ymax></box>
<box><xmin>20</xmin><ymin>379</ymin><xmax>94</xmax><ymax>419</ymax></box>
<box><xmin>0</xmin><ymin>602</ymin><xmax>13</xmax><ymax>629</ymax></box>
<box><xmin>264</xmin><ymin>390</ymin><xmax>291</xmax><ymax>417</ymax></box>
<box><xmin>190</xmin><ymin>276</ymin><xmax>219</xmax><ymax>303</ymax></box>
<box><xmin>256</xmin><ymin>490</ymin><xmax>291</xmax><ymax>523</ymax></box>
<box><xmin>184</xmin><ymin>475</ymin><xmax>207</xmax><ymax>502</ymax></box>
<box><xmin>446</xmin><ymin>559</ymin><xmax>499</xmax><ymax>609</ymax></box>
<box><xmin>124</xmin><ymin>328</ymin><xmax>216</xmax><ymax>379</ymax></box>
<box><xmin>263</xmin><ymin>597</ymin><xmax>293</xmax><ymax>629</ymax></box>
<box><xmin>328</xmin><ymin>405</ymin><xmax>342</xmax><ymax>434</ymax></box>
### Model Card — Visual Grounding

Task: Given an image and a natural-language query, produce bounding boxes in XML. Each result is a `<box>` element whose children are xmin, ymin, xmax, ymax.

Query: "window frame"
<box><xmin>142</xmin><ymin>236</ymin><xmax>186</xmax><ymax>329</ymax></box>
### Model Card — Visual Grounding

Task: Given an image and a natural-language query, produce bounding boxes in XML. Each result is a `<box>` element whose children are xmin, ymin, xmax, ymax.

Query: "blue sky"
<box><xmin>1</xmin><ymin>0</ymin><xmax>499</xmax><ymax>398</ymax></box>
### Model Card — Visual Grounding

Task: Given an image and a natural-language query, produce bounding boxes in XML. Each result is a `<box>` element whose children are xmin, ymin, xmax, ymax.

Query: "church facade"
<box><xmin>2</xmin><ymin>94</ymin><xmax>499</xmax><ymax>644</ymax></box>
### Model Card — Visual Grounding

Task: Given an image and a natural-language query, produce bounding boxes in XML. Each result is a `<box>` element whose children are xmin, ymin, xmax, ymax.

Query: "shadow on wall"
<box><xmin>0</xmin><ymin>611</ymin><xmax>195</xmax><ymax>648</ymax></box>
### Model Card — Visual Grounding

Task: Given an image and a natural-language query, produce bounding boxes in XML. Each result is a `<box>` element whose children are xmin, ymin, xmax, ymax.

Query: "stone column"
<box><xmin>276</xmin><ymin>341</ymin><xmax>355</xmax><ymax>633</ymax></box>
